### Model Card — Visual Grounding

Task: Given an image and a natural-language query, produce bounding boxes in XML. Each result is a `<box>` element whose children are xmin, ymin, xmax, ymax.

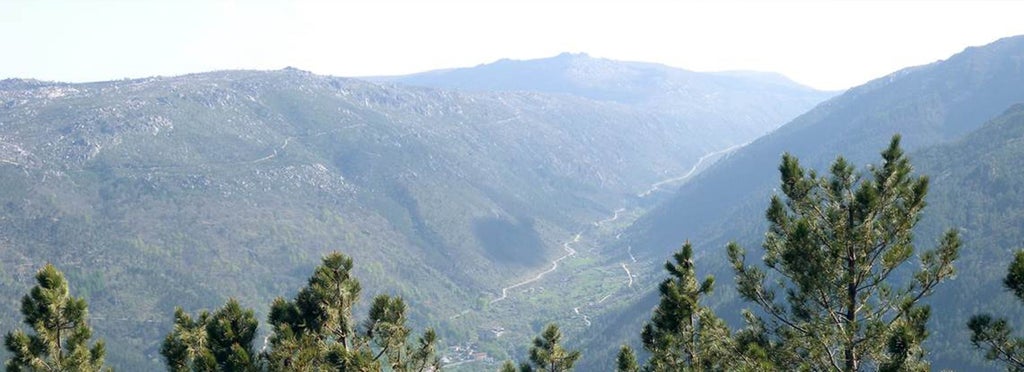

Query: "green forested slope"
<box><xmin>626</xmin><ymin>35</ymin><xmax>1024</xmax><ymax>264</ymax></box>
<box><xmin>911</xmin><ymin>103</ymin><xmax>1024</xmax><ymax>370</ymax></box>
<box><xmin>582</xmin><ymin>35</ymin><xmax>1024</xmax><ymax>370</ymax></box>
<box><xmin>0</xmin><ymin>65</ymin><xmax>825</xmax><ymax>369</ymax></box>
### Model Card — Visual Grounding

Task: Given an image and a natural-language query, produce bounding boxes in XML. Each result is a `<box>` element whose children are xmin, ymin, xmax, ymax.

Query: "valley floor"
<box><xmin>440</xmin><ymin>143</ymin><xmax>744</xmax><ymax>368</ymax></box>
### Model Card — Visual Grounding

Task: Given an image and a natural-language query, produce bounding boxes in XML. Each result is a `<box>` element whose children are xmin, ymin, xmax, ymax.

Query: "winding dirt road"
<box><xmin>593</xmin><ymin>208</ymin><xmax>624</xmax><ymax>226</ymax></box>
<box><xmin>621</xmin><ymin>263</ymin><xmax>633</xmax><ymax>288</ymax></box>
<box><xmin>638</xmin><ymin>142</ymin><xmax>748</xmax><ymax>197</ymax></box>
<box><xmin>477</xmin><ymin>142</ymin><xmax>748</xmax><ymax>312</ymax></box>
<box><xmin>490</xmin><ymin>233</ymin><xmax>581</xmax><ymax>304</ymax></box>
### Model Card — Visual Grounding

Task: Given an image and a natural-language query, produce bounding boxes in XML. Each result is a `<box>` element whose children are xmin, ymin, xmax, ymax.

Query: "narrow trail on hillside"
<box><xmin>102</xmin><ymin>124</ymin><xmax>368</xmax><ymax>175</ymax></box>
<box><xmin>621</xmin><ymin>263</ymin><xmax>633</xmax><ymax>287</ymax></box>
<box><xmin>574</xmin><ymin>307</ymin><xmax>592</xmax><ymax>327</ymax></box>
<box><xmin>638</xmin><ymin>142</ymin><xmax>749</xmax><ymax>197</ymax></box>
<box><xmin>490</xmin><ymin>206</ymin><xmax>626</xmax><ymax>304</ymax></box>
<box><xmin>253</xmin><ymin>122</ymin><xmax>366</xmax><ymax>165</ymax></box>
<box><xmin>594</xmin><ymin>208</ymin><xmax>624</xmax><ymax>226</ymax></box>
<box><xmin>252</xmin><ymin>136</ymin><xmax>293</xmax><ymax>163</ymax></box>
<box><xmin>574</xmin><ymin>143</ymin><xmax>747</xmax><ymax>327</ymax></box>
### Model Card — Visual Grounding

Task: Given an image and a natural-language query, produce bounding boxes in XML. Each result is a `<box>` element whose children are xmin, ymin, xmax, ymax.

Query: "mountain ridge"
<box><xmin>624</xmin><ymin>34</ymin><xmax>1024</xmax><ymax>261</ymax></box>
<box><xmin>373</xmin><ymin>52</ymin><xmax>819</xmax><ymax>92</ymax></box>
<box><xmin>0</xmin><ymin>62</ymin><xmax>828</xmax><ymax>369</ymax></box>
<box><xmin>373</xmin><ymin>52</ymin><xmax>833</xmax><ymax>147</ymax></box>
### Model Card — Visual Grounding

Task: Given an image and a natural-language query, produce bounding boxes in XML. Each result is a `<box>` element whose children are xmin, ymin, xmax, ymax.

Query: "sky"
<box><xmin>3</xmin><ymin>0</ymin><xmax>1024</xmax><ymax>91</ymax></box>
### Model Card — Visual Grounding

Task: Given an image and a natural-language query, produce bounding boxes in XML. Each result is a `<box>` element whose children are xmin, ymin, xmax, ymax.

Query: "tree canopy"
<box><xmin>263</xmin><ymin>252</ymin><xmax>439</xmax><ymax>371</ymax></box>
<box><xmin>158</xmin><ymin>251</ymin><xmax>438</xmax><ymax>372</ymax></box>
<box><xmin>728</xmin><ymin>135</ymin><xmax>960</xmax><ymax>371</ymax></box>
<box><xmin>640</xmin><ymin>242</ymin><xmax>733</xmax><ymax>371</ymax></box>
<box><xmin>4</xmin><ymin>264</ymin><xmax>108</xmax><ymax>372</ymax></box>
<box><xmin>503</xmin><ymin>323</ymin><xmax>581</xmax><ymax>372</ymax></box>
<box><xmin>161</xmin><ymin>298</ymin><xmax>260</xmax><ymax>372</ymax></box>
<box><xmin>526</xmin><ymin>324</ymin><xmax>580</xmax><ymax>372</ymax></box>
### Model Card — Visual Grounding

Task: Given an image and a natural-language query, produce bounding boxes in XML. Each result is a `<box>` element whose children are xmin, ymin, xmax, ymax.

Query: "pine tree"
<box><xmin>205</xmin><ymin>300</ymin><xmax>259</xmax><ymax>371</ymax></box>
<box><xmin>3</xmin><ymin>264</ymin><xmax>108</xmax><ymax>372</ymax></box>
<box><xmin>264</xmin><ymin>252</ymin><xmax>367</xmax><ymax>370</ymax></box>
<box><xmin>525</xmin><ymin>323</ymin><xmax>580</xmax><ymax>372</ymax></box>
<box><xmin>728</xmin><ymin>135</ymin><xmax>960</xmax><ymax>371</ymax></box>
<box><xmin>641</xmin><ymin>242</ymin><xmax>733</xmax><ymax>371</ymax></box>
<box><xmin>362</xmin><ymin>294</ymin><xmax>440</xmax><ymax>371</ymax></box>
<box><xmin>968</xmin><ymin>250</ymin><xmax>1024</xmax><ymax>370</ymax></box>
<box><xmin>364</xmin><ymin>295</ymin><xmax>410</xmax><ymax>368</ymax></box>
<box><xmin>161</xmin><ymin>298</ymin><xmax>259</xmax><ymax>372</ymax></box>
<box><xmin>407</xmin><ymin>327</ymin><xmax>440</xmax><ymax>372</ymax></box>
<box><xmin>615</xmin><ymin>345</ymin><xmax>639</xmax><ymax>372</ymax></box>
<box><xmin>263</xmin><ymin>251</ymin><xmax>439</xmax><ymax>371</ymax></box>
<box><xmin>500</xmin><ymin>360</ymin><xmax>517</xmax><ymax>372</ymax></box>
<box><xmin>161</xmin><ymin>308</ymin><xmax>215</xmax><ymax>371</ymax></box>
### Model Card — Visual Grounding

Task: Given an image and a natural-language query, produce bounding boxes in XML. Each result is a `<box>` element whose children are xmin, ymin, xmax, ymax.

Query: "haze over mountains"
<box><xmin>4</xmin><ymin>32</ymin><xmax>1024</xmax><ymax>370</ymax></box>
<box><xmin>0</xmin><ymin>54</ymin><xmax>829</xmax><ymax>368</ymax></box>
<box><xmin>377</xmin><ymin>52</ymin><xmax>830</xmax><ymax>147</ymax></box>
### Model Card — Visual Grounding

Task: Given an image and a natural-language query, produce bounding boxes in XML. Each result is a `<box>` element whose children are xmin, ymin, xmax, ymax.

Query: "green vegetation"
<box><xmin>4</xmin><ymin>36</ymin><xmax>1024</xmax><ymax>372</ymax></box>
<box><xmin>0</xmin><ymin>63</ymin><xmax>822</xmax><ymax>368</ymax></box>
<box><xmin>7</xmin><ymin>103</ymin><xmax>1024</xmax><ymax>372</ymax></box>
<box><xmin>587</xmin><ymin>35</ymin><xmax>1024</xmax><ymax>372</ymax></box>
<box><xmin>640</xmin><ymin>242</ymin><xmax>733</xmax><ymax>370</ymax></box>
<box><xmin>891</xmin><ymin>103</ymin><xmax>1024</xmax><ymax>369</ymax></box>
<box><xmin>4</xmin><ymin>264</ymin><xmax>108</xmax><ymax>372</ymax></box>
<box><xmin>5</xmin><ymin>256</ymin><xmax>440</xmax><ymax>371</ymax></box>
<box><xmin>500</xmin><ymin>360</ymin><xmax>520</xmax><ymax>372</ymax></box>
<box><xmin>161</xmin><ymin>299</ymin><xmax>260</xmax><ymax>372</ymax></box>
<box><xmin>501</xmin><ymin>323</ymin><xmax>580</xmax><ymax>372</ymax></box>
<box><xmin>615</xmin><ymin>345</ymin><xmax>639</xmax><ymax>372</ymax></box>
<box><xmin>160</xmin><ymin>252</ymin><xmax>440</xmax><ymax>371</ymax></box>
<box><xmin>606</xmin><ymin>136</ymin><xmax>960</xmax><ymax>371</ymax></box>
<box><xmin>4</xmin><ymin>128</ymin><xmax>1024</xmax><ymax>372</ymax></box>
<box><xmin>262</xmin><ymin>252</ymin><xmax>439</xmax><ymax>371</ymax></box>
<box><xmin>525</xmin><ymin>324</ymin><xmax>580</xmax><ymax>372</ymax></box>
<box><xmin>968</xmin><ymin>250</ymin><xmax>1024</xmax><ymax>370</ymax></box>
<box><xmin>728</xmin><ymin>136</ymin><xmax>959</xmax><ymax>371</ymax></box>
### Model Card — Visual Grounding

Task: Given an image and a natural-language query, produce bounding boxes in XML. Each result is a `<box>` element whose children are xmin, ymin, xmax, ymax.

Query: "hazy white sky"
<box><xmin>3</xmin><ymin>0</ymin><xmax>1024</xmax><ymax>90</ymax></box>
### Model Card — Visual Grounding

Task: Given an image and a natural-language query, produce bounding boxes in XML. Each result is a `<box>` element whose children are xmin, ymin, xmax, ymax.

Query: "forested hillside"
<box><xmin>0</xmin><ymin>64</ymin><xmax>825</xmax><ymax>369</ymax></box>
<box><xmin>912</xmin><ymin>104</ymin><xmax>1024</xmax><ymax>369</ymax></box>
<box><xmin>625</xmin><ymin>35</ymin><xmax>1024</xmax><ymax>263</ymax></box>
<box><xmin>581</xmin><ymin>35</ymin><xmax>1024</xmax><ymax>370</ymax></box>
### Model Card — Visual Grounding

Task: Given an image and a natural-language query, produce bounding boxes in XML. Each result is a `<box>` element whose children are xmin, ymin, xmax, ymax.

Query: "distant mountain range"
<box><xmin>374</xmin><ymin>52</ymin><xmax>832</xmax><ymax>147</ymax></box>
<box><xmin>0</xmin><ymin>55</ymin><xmax>828</xmax><ymax>369</ymax></box>
<box><xmin>582</xmin><ymin>35</ymin><xmax>1024</xmax><ymax>371</ymax></box>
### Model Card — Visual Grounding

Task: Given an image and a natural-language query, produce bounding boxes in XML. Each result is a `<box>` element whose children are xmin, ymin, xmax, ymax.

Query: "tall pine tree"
<box><xmin>4</xmin><ymin>264</ymin><xmax>108</xmax><ymax>372</ymax></box>
<box><xmin>524</xmin><ymin>323</ymin><xmax>580</xmax><ymax>372</ymax></box>
<box><xmin>728</xmin><ymin>135</ymin><xmax>960</xmax><ymax>371</ymax></box>
<box><xmin>615</xmin><ymin>345</ymin><xmax>639</xmax><ymax>372</ymax></box>
<box><xmin>640</xmin><ymin>242</ymin><xmax>733</xmax><ymax>371</ymax></box>
<box><xmin>263</xmin><ymin>251</ymin><xmax>439</xmax><ymax>371</ymax></box>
